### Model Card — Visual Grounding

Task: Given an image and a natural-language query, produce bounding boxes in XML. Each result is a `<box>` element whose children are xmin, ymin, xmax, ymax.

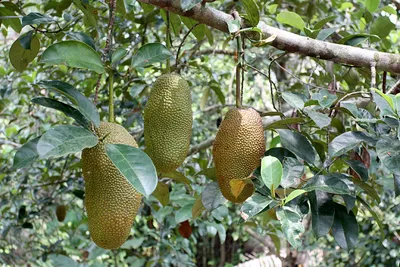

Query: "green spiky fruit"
<box><xmin>144</xmin><ymin>73</ymin><xmax>192</xmax><ymax>173</ymax></box>
<box><xmin>213</xmin><ymin>108</ymin><xmax>265</xmax><ymax>203</ymax></box>
<box><xmin>81</xmin><ymin>122</ymin><xmax>142</xmax><ymax>249</ymax></box>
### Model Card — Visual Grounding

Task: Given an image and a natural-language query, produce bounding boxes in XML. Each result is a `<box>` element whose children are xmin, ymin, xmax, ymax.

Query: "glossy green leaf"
<box><xmin>338</xmin><ymin>34</ymin><xmax>380</xmax><ymax>45</ymax></box>
<box><xmin>66</xmin><ymin>32</ymin><xmax>96</xmax><ymax>49</ymax></box>
<box><xmin>31</xmin><ymin>97</ymin><xmax>90</xmax><ymax>128</ymax></box>
<box><xmin>364</xmin><ymin>0</ymin><xmax>381</xmax><ymax>12</ymax></box>
<box><xmin>19</xmin><ymin>30</ymin><xmax>34</xmax><ymax>50</ymax></box>
<box><xmin>328</xmin><ymin>131</ymin><xmax>377</xmax><ymax>157</ymax></box>
<box><xmin>37</xmin><ymin>125</ymin><xmax>98</xmax><ymax>159</ymax></box>
<box><xmin>241</xmin><ymin>0</ymin><xmax>259</xmax><ymax>27</ymax></box>
<box><xmin>316</xmin><ymin>27</ymin><xmax>338</xmax><ymax>41</ymax></box>
<box><xmin>281</xmin><ymin>92</ymin><xmax>307</xmax><ymax>109</ymax></box>
<box><xmin>160</xmin><ymin>170</ymin><xmax>192</xmax><ymax>187</ymax></box>
<box><xmin>281</xmin><ymin>157</ymin><xmax>304</xmax><ymax>188</ymax></box>
<box><xmin>106</xmin><ymin>144</ymin><xmax>158</xmax><ymax>198</ymax></box>
<box><xmin>12</xmin><ymin>136</ymin><xmax>41</xmax><ymax>169</ymax></box>
<box><xmin>22</xmin><ymin>12</ymin><xmax>55</xmax><ymax>27</ymax></box>
<box><xmin>240</xmin><ymin>193</ymin><xmax>274</xmax><ymax>221</ymax></box>
<box><xmin>314</xmin><ymin>15</ymin><xmax>337</xmax><ymax>29</ymax></box>
<box><xmin>370</xmin><ymin>16</ymin><xmax>395</xmax><ymax>39</ymax></box>
<box><xmin>48</xmin><ymin>254</ymin><xmax>79</xmax><ymax>267</ymax></box>
<box><xmin>303</xmin><ymin>173</ymin><xmax>355</xmax><ymax>195</ymax></box>
<box><xmin>306</xmin><ymin>109</ymin><xmax>331</xmax><ymax>128</ymax></box>
<box><xmin>346</xmin><ymin>160</ymin><xmax>369</xmax><ymax>181</ymax></box>
<box><xmin>130</xmin><ymin>83</ymin><xmax>146</xmax><ymax>98</ymax></box>
<box><xmin>371</xmin><ymin>88</ymin><xmax>395</xmax><ymax>114</ymax></box>
<box><xmin>0</xmin><ymin>7</ymin><xmax>22</xmax><ymax>33</ymax></box>
<box><xmin>160</xmin><ymin>10</ymin><xmax>182</xmax><ymax>36</ymax></box>
<box><xmin>202</xmin><ymin>182</ymin><xmax>227</xmax><ymax>211</ymax></box>
<box><xmin>285</xmin><ymin>189</ymin><xmax>307</xmax><ymax>204</ymax></box>
<box><xmin>131</xmin><ymin>43</ymin><xmax>172</xmax><ymax>68</ymax></box>
<box><xmin>276</xmin><ymin>206</ymin><xmax>304</xmax><ymax>249</ymax></box>
<box><xmin>111</xmin><ymin>47</ymin><xmax>128</xmax><ymax>63</ymax></box>
<box><xmin>312</xmin><ymin>89</ymin><xmax>337</xmax><ymax>108</ymax></box>
<box><xmin>277</xmin><ymin>11</ymin><xmax>305</xmax><ymax>31</ymax></box>
<box><xmin>40</xmin><ymin>40</ymin><xmax>104</xmax><ymax>74</ymax></box>
<box><xmin>353</xmin><ymin>179</ymin><xmax>381</xmax><ymax>203</ymax></box>
<box><xmin>226</xmin><ymin>19</ymin><xmax>241</xmax><ymax>33</ymax></box>
<box><xmin>9</xmin><ymin>34</ymin><xmax>40</xmax><ymax>72</ymax></box>
<box><xmin>37</xmin><ymin>80</ymin><xmax>100</xmax><ymax>127</ymax></box>
<box><xmin>181</xmin><ymin>17</ymin><xmax>205</xmax><ymax>40</ymax></box>
<box><xmin>376</xmin><ymin>137</ymin><xmax>400</xmax><ymax>175</ymax></box>
<box><xmin>332</xmin><ymin>204</ymin><xmax>358</xmax><ymax>250</ymax></box>
<box><xmin>309</xmin><ymin>191</ymin><xmax>335</xmax><ymax>238</ymax></box>
<box><xmin>276</xmin><ymin>129</ymin><xmax>317</xmax><ymax>165</ymax></box>
<box><xmin>175</xmin><ymin>203</ymin><xmax>194</xmax><ymax>223</ymax></box>
<box><xmin>261</xmin><ymin>156</ymin><xmax>282</xmax><ymax>190</ymax></box>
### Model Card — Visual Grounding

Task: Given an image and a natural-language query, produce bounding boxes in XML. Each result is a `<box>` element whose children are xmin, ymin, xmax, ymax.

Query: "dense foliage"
<box><xmin>1</xmin><ymin>0</ymin><xmax>399</xmax><ymax>266</ymax></box>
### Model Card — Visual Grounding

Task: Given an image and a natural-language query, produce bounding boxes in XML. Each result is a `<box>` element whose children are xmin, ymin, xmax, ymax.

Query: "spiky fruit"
<box><xmin>56</xmin><ymin>205</ymin><xmax>67</xmax><ymax>222</ymax></box>
<box><xmin>144</xmin><ymin>73</ymin><xmax>192</xmax><ymax>173</ymax></box>
<box><xmin>81</xmin><ymin>122</ymin><xmax>142</xmax><ymax>249</ymax></box>
<box><xmin>213</xmin><ymin>108</ymin><xmax>265</xmax><ymax>203</ymax></box>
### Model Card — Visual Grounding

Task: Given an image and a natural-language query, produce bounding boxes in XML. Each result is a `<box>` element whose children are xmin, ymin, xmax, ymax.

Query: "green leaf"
<box><xmin>353</xmin><ymin>179</ymin><xmax>381</xmax><ymax>203</ymax></box>
<box><xmin>160</xmin><ymin>10</ymin><xmax>182</xmax><ymax>36</ymax></box>
<box><xmin>312</xmin><ymin>89</ymin><xmax>337</xmax><ymax>108</ymax></box>
<box><xmin>261</xmin><ymin>156</ymin><xmax>282</xmax><ymax>190</ymax></box>
<box><xmin>281</xmin><ymin>157</ymin><xmax>304</xmax><ymax>188</ymax></box>
<box><xmin>370</xmin><ymin>16</ymin><xmax>395</xmax><ymax>39</ymax></box>
<box><xmin>31</xmin><ymin>97</ymin><xmax>90</xmax><ymax>128</ymax></box>
<box><xmin>131</xmin><ymin>43</ymin><xmax>172</xmax><ymax>68</ymax></box>
<box><xmin>332</xmin><ymin>204</ymin><xmax>358</xmax><ymax>250</ymax></box>
<box><xmin>314</xmin><ymin>15</ymin><xmax>337</xmax><ymax>29</ymax></box>
<box><xmin>205</xmin><ymin>222</ymin><xmax>226</xmax><ymax>243</ymax></box>
<box><xmin>19</xmin><ymin>30</ymin><xmax>34</xmax><ymax>50</ymax></box>
<box><xmin>309</xmin><ymin>191</ymin><xmax>335</xmax><ymax>238</ymax></box>
<box><xmin>40</xmin><ymin>40</ymin><xmax>104</xmax><ymax>74</ymax></box>
<box><xmin>306</xmin><ymin>109</ymin><xmax>331</xmax><ymax>128</ymax></box>
<box><xmin>276</xmin><ymin>206</ymin><xmax>305</xmax><ymax>249</ymax></box>
<box><xmin>285</xmin><ymin>189</ymin><xmax>307</xmax><ymax>204</ymax></box>
<box><xmin>159</xmin><ymin>170</ymin><xmax>192</xmax><ymax>188</ymax></box>
<box><xmin>316</xmin><ymin>27</ymin><xmax>338</xmax><ymax>41</ymax></box>
<box><xmin>364</xmin><ymin>0</ymin><xmax>381</xmax><ymax>12</ymax></box>
<box><xmin>106</xmin><ymin>144</ymin><xmax>157</xmax><ymax>198</ymax></box>
<box><xmin>338</xmin><ymin>34</ymin><xmax>380</xmax><ymax>45</ymax></box>
<box><xmin>346</xmin><ymin>160</ymin><xmax>369</xmax><ymax>181</ymax></box>
<box><xmin>328</xmin><ymin>131</ymin><xmax>377</xmax><ymax>157</ymax></box>
<box><xmin>37</xmin><ymin>80</ymin><xmax>100</xmax><ymax>127</ymax></box>
<box><xmin>130</xmin><ymin>83</ymin><xmax>146</xmax><ymax>98</ymax></box>
<box><xmin>376</xmin><ymin>137</ymin><xmax>400</xmax><ymax>175</ymax></box>
<box><xmin>356</xmin><ymin>196</ymin><xmax>385</xmax><ymax>240</ymax></box>
<box><xmin>240</xmin><ymin>193</ymin><xmax>274</xmax><ymax>221</ymax></box>
<box><xmin>241</xmin><ymin>0</ymin><xmax>259</xmax><ymax>27</ymax></box>
<box><xmin>181</xmin><ymin>17</ymin><xmax>205</xmax><ymax>40</ymax></box>
<box><xmin>0</xmin><ymin>7</ymin><xmax>22</xmax><ymax>33</ymax></box>
<box><xmin>111</xmin><ymin>47</ymin><xmax>127</xmax><ymax>63</ymax></box>
<box><xmin>276</xmin><ymin>11</ymin><xmax>305</xmax><ymax>31</ymax></box>
<box><xmin>175</xmin><ymin>203</ymin><xmax>194</xmax><ymax>223</ymax></box>
<box><xmin>210</xmin><ymin>83</ymin><xmax>225</xmax><ymax>105</ymax></box>
<box><xmin>66</xmin><ymin>32</ymin><xmax>96</xmax><ymax>50</ymax></box>
<box><xmin>266</xmin><ymin>118</ymin><xmax>305</xmax><ymax>130</ymax></box>
<box><xmin>281</xmin><ymin>92</ymin><xmax>307</xmax><ymax>109</ymax></box>
<box><xmin>371</xmin><ymin>88</ymin><xmax>395</xmax><ymax>114</ymax></box>
<box><xmin>37</xmin><ymin>125</ymin><xmax>98</xmax><ymax>159</ymax></box>
<box><xmin>48</xmin><ymin>254</ymin><xmax>80</xmax><ymax>267</ymax></box>
<box><xmin>192</xmin><ymin>196</ymin><xmax>206</xmax><ymax>218</ymax></box>
<box><xmin>202</xmin><ymin>182</ymin><xmax>227</xmax><ymax>211</ymax></box>
<box><xmin>12</xmin><ymin>136</ymin><xmax>41</xmax><ymax>169</ymax></box>
<box><xmin>152</xmin><ymin>182</ymin><xmax>170</xmax><ymax>207</ymax></box>
<box><xmin>395</xmin><ymin>94</ymin><xmax>400</xmax><ymax>116</ymax></box>
<box><xmin>22</xmin><ymin>12</ymin><xmax>55</xmax><ymax>27</ymax></box>
<box><xmin>394</xmin><ymin>174</ymin><xmax>400</xmax><ymax>197</ymax></box>
<box><xmin>303</xmin><ymin>173</ymin><xmax>355</xmax><ymax>195</ymax></box>
<box><xmin>121</xmin><ymin>238</ymin><xmax>145</xmax><ymax>250</ymax></box>
<box><xmin>226</xmin><ymin>19</ymin><xmax>241</xmax><ymax>33</ymax></box>
<box><xmin>9</xmin><ymin>34</ymin><xmax>40</xmax><ymax>72</ymax></box>
<box><xmin>276</xmin><ymin>129</ymin><xmax>317</xmax><ymax>165</ymax></box>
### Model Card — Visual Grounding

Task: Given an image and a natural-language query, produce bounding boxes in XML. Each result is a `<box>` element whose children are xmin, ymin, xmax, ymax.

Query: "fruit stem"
<box><xmin>235</xmin><ymin>34</ymin><xmax>243</xmax><ymax>108</ymax></box>
<box><xmin>166</xmin><ymin>11</ymin><xmax>171</xmax><ymax>73</ymax></box>
<box><xmin>108</xmin><ymin>71</ymin><xmax>114</xmax><ymax>122</ymax></box>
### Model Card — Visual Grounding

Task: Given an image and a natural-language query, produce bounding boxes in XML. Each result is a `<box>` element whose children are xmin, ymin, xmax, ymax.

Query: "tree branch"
<box><xmin>137</xmin><ymin>0</ymin><xmax>400</xmax><ymax>74</ymax></box>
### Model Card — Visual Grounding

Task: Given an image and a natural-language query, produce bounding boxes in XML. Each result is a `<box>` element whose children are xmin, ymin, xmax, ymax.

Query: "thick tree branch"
<box><xmin>138</xmin><ymin>0</ymin><xmax>400</xmax><ymax>74</ymax></box>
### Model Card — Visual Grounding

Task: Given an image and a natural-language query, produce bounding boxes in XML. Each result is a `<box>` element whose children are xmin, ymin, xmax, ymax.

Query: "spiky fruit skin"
<box><xmin>213</xmin><ymin>108</ymin><xmax>265</xmax><ymax>203</ymax></box>
<box><xmin>144</xmin><ymin>73</ymin><xmax>192</xmax><ymax>173</ymax></box>
<box><xmin>56</xmin><ymin>205</ymin><xmax>67</xmax><ymax>222</ymax></box>
<box><xmin>82</xmin><ymin>122</ymin><xmax>142</xmax><ymax>250</ymax></box>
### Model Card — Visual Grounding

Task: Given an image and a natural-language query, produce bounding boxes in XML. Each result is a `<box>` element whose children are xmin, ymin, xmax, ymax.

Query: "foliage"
<box><xmin>0</xmin><ymin>0</ymin><xmax>399</xmax><ymax>266</ymax></box>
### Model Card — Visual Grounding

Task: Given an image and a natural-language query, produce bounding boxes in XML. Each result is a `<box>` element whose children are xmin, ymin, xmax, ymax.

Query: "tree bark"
<box><xmin>137</xmin><ymin>0</ymin><xmax>400</xmax><ymax>74</ymax></box>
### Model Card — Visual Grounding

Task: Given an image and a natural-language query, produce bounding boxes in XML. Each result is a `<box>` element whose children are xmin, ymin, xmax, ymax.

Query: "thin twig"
<box><xmin>166</xmin><ymin>11</ymin><xmax>171</xmax><ymax>72</ymax></box>
<box><xmin>175</xmin><ymin>22</ymin><xmax>200</xmax><ymax>70</ymax></box>
<box><xmin>382</xmin><ymin>71</ymin><xmax>387</xmax><ymax>93</ymax></box>
<box><xmin>268</xmin><ymin>53</ymin><xmax>287</xmax><ymax>111</ymax></box>
<box><xmin>104</xmin><ymin>0</ymin><xmax>117</xmax><ymax>61</ymax></box>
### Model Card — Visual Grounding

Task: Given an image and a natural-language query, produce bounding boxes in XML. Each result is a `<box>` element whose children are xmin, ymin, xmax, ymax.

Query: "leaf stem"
<box><xmin>108</xmin><ymin>72</ymin><xmax>114</xmax><ymax>123</ymax></box>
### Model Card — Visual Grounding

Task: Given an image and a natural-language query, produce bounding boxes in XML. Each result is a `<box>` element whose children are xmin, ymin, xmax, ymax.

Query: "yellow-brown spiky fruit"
<box><xmin>143</xmin><ymin>73</ymin><xmax>192</xmax><ymax>174</ymax></box>
<box><xmin>213</xmin><ymin>108</ymin><xmax>265</xmax><ymax>203</ymax></box>
<box><xmin>81</xmin><ymin>122</ymin><xmax>142</xmax><ymax>250</ymax></box>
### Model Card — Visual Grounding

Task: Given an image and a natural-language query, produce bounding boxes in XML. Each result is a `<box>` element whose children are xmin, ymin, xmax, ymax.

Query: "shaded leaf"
<box><xmin>48</xmin><ymin>254</ymin><xmax>79</xmax><ymax>267</ymax></box>
<box><xmin>281</xmin><ymin>157</ymin><xmax>304</xmax><ymax>188</ymax></box>
<box><xmin>202</xmin><ymin>182</ymin><xmax>227</xmax><ymax>211</ymax></box>
<box><xmin>111</xmin><ymin>47</ymin><xmax>127</xmax><ymax>63</ymax></box>
<box><xmin>281</xmin><ymin>92</ymin><xmax>306</xmax><ymax>109</ymax></box>
<box><xmin>40</xmin><ymin>40</ymin><xmax>104</xmax><ymax>74</ymax></box>
<box><xmin>22</xmin><ymin>12</ymin><xmax>54</xmax><ymax>27</ymax></box>
<box><xmin>13</xmin><ymin>136</ymin><xmax>41</xmax><ymax>169</ymax></box>
<box><xmin>303</xmin><ymin>173</ymin><xmax>355</xmax><ymax>195</ymax></box>
<box><xmin>306</xmin><ymin>109</ymin><xmax>331</xmax><ymax>128</ymax></box>
<box><xmin>37</xmin><ymin>125</ymin><xmax>98</xmax><ymax>159</ymax></box>
<box><xmin>309</xmin><ymin>191</ymin><xmax>335</xmax><ymax>238</ymax></box>
<box><xmin>332</xmin><ymin>204</ymin><xmax>358</xmax><ymax>250</ymax></box>
<box><xmin>9</xmin><ymin>34</ymin><xmax>40</xmax><ymax>72</ymax></box>
<box><xmin>241</xmin><ymin>0</ymin><xmax>259</xmax><ymax>27</ymax></box>
<box><xmin>192</xmin><ymin>195</ymin><xmax>206</xmax><ymax>218</ymax></box>
<box><xmin>346</xmin><ymin>159</ymin><xmax>369</xmax><ymax>181</ymax></box>
<box><xmin>328</xmin><ymin>131</ymin><xmax>377</xmax><ymax>157</ymax></box>
<box><xmin>276</xmin><ymin>206</ymin><xmax>304</xmax><ymax>249</ymax></box>
<box><xmin>31</xmin><ymin>97</ymin><xmax>90</xmax><ymax>128</ymax></box>
<box><xmin>376</xmin><ymin>137</ymin><xmax>400</xmax><ymax>175</ymax></box>
<box><xmin>240</xmin><ymin>193</ymin><xmax>274</xmax><ymax>221</ymax></box>
<box><xmin>131</xmin><ymin>43</ymin><xmax>172</xmax><ymax>68</ymax></box>
<box><xmin>106</xmin><ymin>144</ymin><xmax>157</xmax><ymax>198</ymax></box>
<box><xmin>152</xmin><ymin>182</ymin><xmax>169</xmax><ymax>206</ymax></box>
<box><xmin>175</xmin><ymin>203</ymin><xmax>194</xmax><ymax>223</ymax></box>
<box><xmin>66</xmin><ymin>32</ymin><xmax>96</xmax><ymax>49</ymax></box>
